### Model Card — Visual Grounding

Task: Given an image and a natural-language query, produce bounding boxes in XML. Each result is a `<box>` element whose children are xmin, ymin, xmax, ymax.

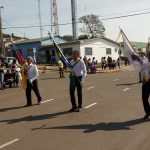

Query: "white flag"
<box><xmin>120</xmin><ymin>29</ymin><xmax>143</xmax><ymax>72</ymax></box>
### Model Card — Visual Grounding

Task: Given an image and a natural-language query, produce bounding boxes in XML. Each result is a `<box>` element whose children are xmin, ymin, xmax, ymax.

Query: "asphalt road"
<box><xmin>0</xmin><ymin>68</ymin><xmax>150</xmax><ymax>150</ymax></box>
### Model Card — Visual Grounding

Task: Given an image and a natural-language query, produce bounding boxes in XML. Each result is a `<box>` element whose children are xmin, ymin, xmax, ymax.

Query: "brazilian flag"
<box><xmin>49</xmin><ymin>34</ymin><xmax>72</xmax><ymax>68</ymax></box>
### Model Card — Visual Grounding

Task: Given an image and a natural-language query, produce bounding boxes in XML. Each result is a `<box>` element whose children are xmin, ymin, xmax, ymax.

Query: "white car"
<box><xmin>3</xmin><ymin>57</ymin><xmax>16</xmax><ymax>67</ymax></box>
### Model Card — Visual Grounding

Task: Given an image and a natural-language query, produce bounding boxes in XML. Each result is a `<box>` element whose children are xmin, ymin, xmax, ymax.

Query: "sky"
<box><xmin>1</xmin><ymin>0</ymin><xmax>150</xmax><ymax>42</ymax></box>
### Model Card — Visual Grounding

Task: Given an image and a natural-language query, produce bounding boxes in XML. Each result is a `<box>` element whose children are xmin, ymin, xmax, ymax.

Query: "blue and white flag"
<box><xmin>48</xmin><ymin>33</ymin><xmax>72</xmax><ymax>68</ymax></box>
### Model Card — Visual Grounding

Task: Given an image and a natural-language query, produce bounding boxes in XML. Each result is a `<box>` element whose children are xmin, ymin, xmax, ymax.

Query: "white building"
<box><xmin>40</xmin><ymin>36</ymin><xmax>124</xmax><ymax>63</ymax></box>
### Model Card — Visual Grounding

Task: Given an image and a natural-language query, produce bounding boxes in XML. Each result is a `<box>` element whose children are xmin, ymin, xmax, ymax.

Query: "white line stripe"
<box><xmin>123</xmin><ymin>88</ymin><xmax>130</xmax><ymax>92</ymax></box>
<box><xmin>113</xmin><ymin>79</ymin><xmax>119</xmax><ymax>82</ymax></box>
<box><xmin>0</xmin><ymin>139</ymin><xmax>19</xmax><ymax>149</ymax></box>
<box><xmin>87</xmin><ymin>86</ymin><xmax>95</xmax><ymax>90</ymax></box>
<box><xmin>41</xmin><ymin>99</ymin><xmax>54</xmax><ymax>104</ymax></box>
<box><xmin>85</xmin><ymin>103</ymin><xmax>97</xmax><ymax>108</ymax></box>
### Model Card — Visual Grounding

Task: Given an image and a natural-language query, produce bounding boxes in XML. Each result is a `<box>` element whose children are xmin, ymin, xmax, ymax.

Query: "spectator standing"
<box><xmin>58</xmin><ymin>60</ymin><xmax>65</xmax><ymax>78</ymax></box>
<box><xmin>0</xmin><ymin>64</ymin><xmax>5</xmax><ymax>90</ymax></box>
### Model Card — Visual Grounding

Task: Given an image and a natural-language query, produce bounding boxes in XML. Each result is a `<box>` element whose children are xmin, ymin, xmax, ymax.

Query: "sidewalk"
<box><xmin>96</xmin><ymin>65</ymin><xmax>133</xmax><ymax>73</ymax></box>
<box><xmin>37</xmin><ymin>64</ymin><xmax>133</xmax><ymax>73</ymax></box>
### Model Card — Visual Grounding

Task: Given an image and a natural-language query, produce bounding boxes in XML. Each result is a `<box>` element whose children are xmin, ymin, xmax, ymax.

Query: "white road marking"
<box><xmin>123</xmin><ymin>88</ymin><xmax>130</xmax><ymax>92</ymax></box>
<box><xmin>0</xmin><ymin>139</ymin><xmax>19</xmax><ymax>149</ymax></box>
<box><xmin>87</xmin><ymin>86</ymin><xmax>95</xmax><ymax>90</ymax></box>
<box><xmin>113</xmin><ymin>79</ymin><xmax>119</xmax><ymax>82</ymax></box>
<box><xmin>41</xmin><ymin>99</ymin><xmax>54</xmax><ymax>104</ymax></box>
<box><xmin>85</xmin><ymin>103</ymin><xmax>97</xmax><ymax>108</ymax></box>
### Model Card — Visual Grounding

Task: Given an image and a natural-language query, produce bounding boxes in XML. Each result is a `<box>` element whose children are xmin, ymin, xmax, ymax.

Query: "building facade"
<box><xmin>10</xmin><ymin>36</ymin><xmax>124</xmax><ymax>63</ymax></box>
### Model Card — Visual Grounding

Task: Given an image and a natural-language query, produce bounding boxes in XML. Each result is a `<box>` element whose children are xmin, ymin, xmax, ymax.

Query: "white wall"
<box><xmin>60</xmin><ymin>44</ymin><xmax>80</xmax><ymax>53</ymax></box>
<box><xmin>80</xmin><ymin>39</ymin><xmax>122</xmax><ymax>62</ymax></box>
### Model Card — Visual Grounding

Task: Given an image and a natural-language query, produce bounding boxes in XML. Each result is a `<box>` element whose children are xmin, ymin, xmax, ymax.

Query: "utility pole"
<box><xmin>71</xmin><ymin>0</ymin><xmax>77</xmax><ymax>40</ymax></box>
<box><xmin>0</xmin><ymin>6</ymin><xmax>4</xmax><ymax>55</ymax></box>
<box><xmin>50</xmin><ymin>0</ymin><xmax>59</xmax><ymax>35</ymax></box>
<box><xmin>38</xmin><ymin>0</ymin><xmax>43</xmax><ymax>38</ymax></box>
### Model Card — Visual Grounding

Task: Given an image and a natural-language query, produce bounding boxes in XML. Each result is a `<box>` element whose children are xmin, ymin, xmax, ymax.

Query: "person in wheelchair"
<box><xmin>4</xmin><ymin>69</ymin><xmax>13</xmax><ymax>88</ymax></box>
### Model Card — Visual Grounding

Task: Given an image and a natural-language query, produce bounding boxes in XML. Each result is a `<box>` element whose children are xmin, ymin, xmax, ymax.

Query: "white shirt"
<box><xmin>70</xmin><ymin>59</ymin><xmax>87</xmax><ymax>82</ymax></box>
<box><xmin>141</xmin><ymin>59</ymin><xmax>150</xmax><ymax>81</ymax></box>
<box><xmin>26</xmin><ymin>63</ymin><xmax>39</xmax><ymax>82</ymax></box>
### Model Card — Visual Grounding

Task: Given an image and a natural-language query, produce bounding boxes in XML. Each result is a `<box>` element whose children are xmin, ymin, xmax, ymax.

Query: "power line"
<box><xmin>3</xmin><ymin>18</ymin><xmax>27</xmax><ymax>36</ymax></box>
<box><xmin>101</xmin><ymin>11</ymin><xmax>150</xmax><ymax>20</ymax></box>
<box><xmin>2</xmin><ymin>10</ymin><xmax>150</xmax><ymax>30</ymax></box>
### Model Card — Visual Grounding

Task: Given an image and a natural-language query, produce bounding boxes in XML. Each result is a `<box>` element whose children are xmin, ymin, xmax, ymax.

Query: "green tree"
<box><xmin>79</xmin><ymin>14</ymin><xmax>105</xmax><ymax>38</ymax></box>
<box><xmin>78</xmin><ymin>35</ymin><xmax>88</xmax><ymax>40</ymax></box>
<box><xmin>63</xmin><ymin>35</ymin><xmax>74</xmax><ymax>41</ymax></box>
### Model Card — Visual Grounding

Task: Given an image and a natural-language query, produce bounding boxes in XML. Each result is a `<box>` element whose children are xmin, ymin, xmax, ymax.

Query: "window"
<box><xmin>85</xmin><ymin>47</ymin><xmax>92</xmax><ymax>55</ymax></box>
<box><xmin>63</xmin><ymin>48</ymin><xmax>73</xmax><ymax>56</ymax></box>
<box><xmin>28</xmin><ymin>48</ymin><xmax>33</xmax><ymax>56</ymax></box>
<box><xmin>106</xmin><ymin>48</ymin><xmax>111</xmax><ymax>55</ymax></box>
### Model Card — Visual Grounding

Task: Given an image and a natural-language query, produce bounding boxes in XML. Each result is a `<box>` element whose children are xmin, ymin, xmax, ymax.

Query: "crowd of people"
<box><xmin>0</xmin><ymin>58</ymin><xmax>22</xmax><ymax>90</ymax></box>
<box><xmin>83</xmin><ymin>56</ymin><xmax>121</xmax><ymax>74</ymax></box>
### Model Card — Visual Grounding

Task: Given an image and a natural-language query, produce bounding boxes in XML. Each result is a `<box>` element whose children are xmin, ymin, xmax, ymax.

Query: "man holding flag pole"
<box><xmin>48</xmin><ymin>33</ymin><xmax>87</xmax><ymax>112</ymax></box>
<box><xmin>10</xmin><ymin>37</ymin><xmax>42</xmax><ymax>106</ymax></box>
<box><xmin>119</xmin><ymin>28</ymin><xmax>150</xmax><ymax>120</ymax></box>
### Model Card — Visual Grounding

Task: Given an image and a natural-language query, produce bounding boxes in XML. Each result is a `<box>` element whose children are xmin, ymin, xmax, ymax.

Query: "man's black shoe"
<box><xmin>144</xmin><ymin>114</ymin><xmax>150</xmax><ymax>120</ymax></box>
<box><xmin>68</xmin><ymin>108</ymin><xmax>77</xmax><ymax>112</ymax></box>
<box><xmin>24</xmin><ymin>104</ymin><xmax>32</xmax><ymax>107</ymax></box>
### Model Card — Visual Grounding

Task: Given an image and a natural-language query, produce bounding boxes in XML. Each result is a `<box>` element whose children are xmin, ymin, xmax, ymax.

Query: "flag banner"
<box><xmin>10</xmin><ymin>37</ymin><xmax>27</xmax><ymax>90</ymax></box>
<box><xmin>48</xmin><ymin>33</ymin><xmax>72</xmax><ymax>68</ymax></box>
<box><xmin>120</xmin><ymin>29</ymin><xmax>143</xmax><ymax>72</ymax></box>
<box><xmin>10</xmin><ymin>37</ymin><xmax>25</xmax><ymax>64</ymax></box>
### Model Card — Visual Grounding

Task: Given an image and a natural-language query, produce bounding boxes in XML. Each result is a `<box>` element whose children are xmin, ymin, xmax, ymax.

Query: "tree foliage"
<box><xmin>78</xmin><ymin>35</ymin><xmax>88</xmax><ymax>40</ymax></box>
<box><xmin>79</xmin><ymin>14</ymin><xmax>105</xmax><ymax>38</ymax></box>
<box><xmin>63</xmin><ymin>35</ymin><xmax>74</xmax><ymax>41</ymax></box>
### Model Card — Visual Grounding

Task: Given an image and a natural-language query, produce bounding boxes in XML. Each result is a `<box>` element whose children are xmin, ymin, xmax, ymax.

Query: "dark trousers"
<box><xmin>69</xmin><ymin>76</ymin><xmax>82</xmax><ymax>108</ymax></box>
<box><xmin>142</xmin><ymin>80</ymin><xmax>150</xmax><ymax>114</ymax></box>
<box><xmin>26</xmin><ymin>79</ymin><xmax>42</xmax><ymax>105</ymax></box>
<box><xmin>59</xmin><ymin>68</ymin><xmax>64</xmax><ymax>78</ymax></box>
<box><xmin>139</xmin><ymin>72</ymin><xmax>142</xmax><ymax>82</ymax></box>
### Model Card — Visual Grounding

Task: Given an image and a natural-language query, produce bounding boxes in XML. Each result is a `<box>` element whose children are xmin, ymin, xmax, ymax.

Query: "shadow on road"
<box><xmin>34</xmin><ymin>118</ymin><xmax>148</xmax><ymax>133</ymax></box>
<box><xmin>116</xmin><ymin>82</ymin><xmax>140</xmax><ymax>86</ymax></box>
<box><xmin>0</xmin><ymin>110</ymin><xmax>71</xmax><ymax>124</ymax></box>
<box><xmin>0</xmin><ymin>106</ymin><xmax>26</xmax><ymax>112</ymax></box>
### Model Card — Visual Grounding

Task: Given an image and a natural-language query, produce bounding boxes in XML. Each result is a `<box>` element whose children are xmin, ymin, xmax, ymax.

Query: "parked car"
<box><xmin>3</xmin><ymin>57</ymin><xmax>16</xmax><ymax>68</ymax></box>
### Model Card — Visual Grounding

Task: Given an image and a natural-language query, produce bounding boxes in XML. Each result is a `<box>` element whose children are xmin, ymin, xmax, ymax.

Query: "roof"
<box><xmin>79</xmin><ymin>36</ymin><xmax>120</xmax><ymax>46</ymax></box>
<box><xmin>41</xmin><ymin>36</ymin><xmax>120</xmax><ymax>49</ymax></box>
<box><xmin>131</xmin><ymin>41</ymin><xmax>147</xmax><ymax>49</ymax></box>
<box><xmin>13</xmin><ymin>35</ymin><xmax>67</xmax><ymax>45</ymax></box>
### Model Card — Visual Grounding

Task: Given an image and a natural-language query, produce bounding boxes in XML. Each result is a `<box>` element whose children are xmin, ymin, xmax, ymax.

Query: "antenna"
<box><xmin>71</xmin><ymin>0</ymin><xmax>77</xmax><ymax>40</ymax></box>
<box><xmin>50</xmin><ymin>0</ymin><xmax>59</xmax><ymax>36</ymax></box>
<box><xmin>38</xmin><ymin>0</ymin><xmax>43</xmax><ymax>38</ymax></box>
